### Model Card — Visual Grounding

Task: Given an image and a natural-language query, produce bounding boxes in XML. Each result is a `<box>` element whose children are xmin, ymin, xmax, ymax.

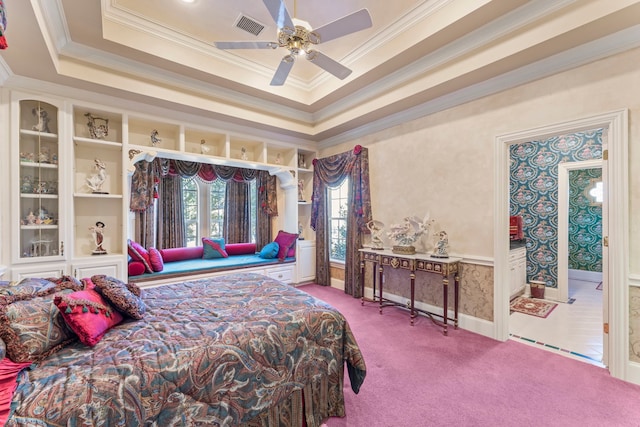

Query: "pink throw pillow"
<box><xmin>274</xmin><ymin>230</ymin><xmax>298</xmax><ymax>261</ymax></box>
<box><xmin>148</xmin><ymin>247</ymin><xmax>164</xmax><ymax>272</ymax></box>
<box><xmin>54</xmin><ymin>289</ymin><xmax>123</xmax><ymax>347</ymax></box>
<box><xmin>160</xmin><ymin>246</ymin><xmax>204</xmax><ymax>262</ymax></box>
<box><xmin>225</xmin><ymin>243</ymin><xmax>257</xmax><ymax>256</ymax></box>
<box><xmin>127</xmin><ymin>239</ymin><xmax>152</xmax><ymax>273</ymax></box>
<box><xmin>128</xmin><ymin>261</ymin><xmax>146</xmax><ymax>276</ymax></box>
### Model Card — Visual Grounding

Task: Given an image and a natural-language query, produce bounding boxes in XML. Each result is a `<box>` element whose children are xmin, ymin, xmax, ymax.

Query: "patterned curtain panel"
<box><xmin>156</xmin><ymin>174</ymin><xmax>186</xmax><ymax>249</ymax></box>
<box><xmin>256</xmin><ymin>171</ymin><xmax>277</xmax><ymax>250</ymax></box>
<box><xmin>134</xmin><ymin>208</ymin><xmax>155</xmax><ymax>249</ymax></box>
<box><xmin>224</xmin><ymin>180</ymin><xmax>250</xmax><ymax>244</ymax></box>
<box><xmin>311</xmin><ymin>146</ymin><xmax>372</xmax><ymax>296</ymax></box>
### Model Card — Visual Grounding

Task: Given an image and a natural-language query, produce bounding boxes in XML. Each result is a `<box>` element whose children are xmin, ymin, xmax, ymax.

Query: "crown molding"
<box><xmin>0</xmin><ymin>55</ymin><xmax>11</xmax><ymax>84</ymax></box>
<box><xmin>318</xmin><ymin>25</ymin><xmax>640</xmax><ymax>149</ymax></box>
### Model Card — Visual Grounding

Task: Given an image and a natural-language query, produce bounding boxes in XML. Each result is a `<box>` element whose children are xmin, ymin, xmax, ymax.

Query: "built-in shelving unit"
<box><xmin>7</xmin><ymin>89</ymin><xmax>316</xmax><ymax>282</ymax></box>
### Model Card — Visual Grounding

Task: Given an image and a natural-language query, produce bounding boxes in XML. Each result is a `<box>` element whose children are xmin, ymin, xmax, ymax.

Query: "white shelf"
<box><xmin>73</xmin><ymin>136</ymin><xmax>122</xmax><ymax>149</ymax></box>
<box><xmin>74</xmin><ymin>193</ymin><xmax>123</xmax><ymax>199</ymax></box>
<box><xmin>21</xmin><ymin>193</ymin><xmax>59</xmax><ymax>199</ymax></box>
<box><xmin>19</xmin><ymin>129</ymin><xmax>58</xmax><ymax>140</ymax></box>
<box><xmin>20</xmin><ymin>161</ymin><xmax>58</xmax><ymax>169</ymax></box>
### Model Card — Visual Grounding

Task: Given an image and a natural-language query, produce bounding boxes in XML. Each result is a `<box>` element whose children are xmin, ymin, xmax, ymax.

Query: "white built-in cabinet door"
<box><xmin>296</xmin><ymin>240</ymin><xmax>316</xmax><ymax>283</ymax></box>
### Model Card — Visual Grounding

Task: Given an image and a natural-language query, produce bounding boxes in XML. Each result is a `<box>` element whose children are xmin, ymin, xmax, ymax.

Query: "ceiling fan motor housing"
<box><xmin>278</xmin><ymin>25</ymin><xmax>319</xmax><ymax>54</ymax></box>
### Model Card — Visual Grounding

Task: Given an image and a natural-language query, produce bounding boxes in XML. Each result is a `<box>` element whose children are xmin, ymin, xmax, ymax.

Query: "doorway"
<box><xmin>493</xmin><ymin>110</ymin><xmax>628</xmax><ymax>380</ymax></box>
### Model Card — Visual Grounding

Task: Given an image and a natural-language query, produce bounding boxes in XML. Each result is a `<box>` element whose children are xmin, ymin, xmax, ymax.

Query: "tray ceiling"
<box><xmin>1</xmin><ymin>0</ymin><xmax>639</xmax><ymax>146</ymax></box>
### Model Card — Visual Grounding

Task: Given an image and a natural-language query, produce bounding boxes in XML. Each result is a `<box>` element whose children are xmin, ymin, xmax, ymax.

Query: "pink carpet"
<box><xmin>299</xmin><ymin>284</ymin><xmax>640</xmax><ymax>427</ymax></box>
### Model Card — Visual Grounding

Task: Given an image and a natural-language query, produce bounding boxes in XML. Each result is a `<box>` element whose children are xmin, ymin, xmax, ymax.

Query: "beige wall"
<box><xmin>321</xmin><ymin>47</ymin><xmax>640</xmax><ymax>353</ymax></box>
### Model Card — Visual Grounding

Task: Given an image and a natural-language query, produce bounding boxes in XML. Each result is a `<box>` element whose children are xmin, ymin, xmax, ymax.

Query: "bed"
<box><xmin>2</xmin><ymin>272</ymin><xmax>366</xmax><ymax>427</ymax></box>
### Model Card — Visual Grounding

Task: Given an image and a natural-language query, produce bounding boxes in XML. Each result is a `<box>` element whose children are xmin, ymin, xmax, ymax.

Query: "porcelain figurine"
<box><xmin>86</xmin><ymin>158</ymin><xmax>107</xmax><ymax>193</ymax></box>
<box><xmin>90</xmin><ymin>221</ymin><xmax>107</xmax><ymax>255</ymax></box>
<box><xmin>32</xmin><ymin>106</ymin><xmax>50</xmax><ymax>133</ymax></box>
<box><xmin>150</xmin><ymin>129</ymin><xmax>162</xmax><ymax>146</ymax></box>
<box><xmin>85</xmin><ymin>113</ymin><xmax>109</xmax><ymax>139</ymax></box>
<box><xmin>432</xmin><ymin>230</ymin><xmax>449</xmax><ymax>258</ymax></box>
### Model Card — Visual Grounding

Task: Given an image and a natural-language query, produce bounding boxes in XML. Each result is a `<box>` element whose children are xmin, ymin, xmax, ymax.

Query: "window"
<box><xmin>328</xmin><ymin>179</ymin><xmax>349</xmax><ymax>261</ymax></box>
<box><xmin>182</xmin><ymin>177</ymin><xmax>257</xmax><ymax>245</ymax></box>
<box><xmin>209</xmin><ymin>179</ymin><xmax>226</xmax><ymax>238</ymax></box>
<box><xmin>182</xmin><ymin>178</ymin><xmax>199</xmax><ymax>247</ymax></box>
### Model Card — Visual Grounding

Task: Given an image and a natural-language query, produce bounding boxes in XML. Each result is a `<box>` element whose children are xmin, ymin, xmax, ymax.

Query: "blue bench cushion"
<box><xmin>130</xmin><ymin>254</ymin><xmax>295</xmax><ymax>281</ymax></box>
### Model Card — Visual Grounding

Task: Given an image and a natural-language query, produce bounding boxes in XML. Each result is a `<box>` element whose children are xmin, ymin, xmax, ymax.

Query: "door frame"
<box><xmin>557</xmin><ymin>159</ymin><xmax>602</xmax><ymax>303</ymax></box>
<box><xmin>494</xmin><ymin>109</ymin><xmax>628</xmax><ymax>380</ymax></box>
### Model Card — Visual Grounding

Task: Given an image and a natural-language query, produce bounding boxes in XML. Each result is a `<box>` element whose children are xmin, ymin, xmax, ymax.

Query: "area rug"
<box><xmin>510</xmin><ymin>296</ymin><xmax>558</xmax><ymax>318</ymax></box>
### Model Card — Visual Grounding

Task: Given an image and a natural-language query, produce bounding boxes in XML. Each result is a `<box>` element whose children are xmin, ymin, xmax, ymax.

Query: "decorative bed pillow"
<box><xmin>0</xmin><ymin>277</ymin><xmax>56</xmax><ymax>297</ymax></box>
<box><xmin>225</xmin><ymin>242</ymin><xmax>257</xmax><ymax>256</ymax></box>
<box><xmin>0</xmin><ymin>338</ymin><xmax>5</xmax><ymax>360</ymax></box>
<box><xmin>202</xmin><ymin>237</ymin><xmax>228</xmax><ymax>259</ymax></box>
<box><xmin>91</xmin><ymin>275</ymin><xmax>145</xmax><ymax>320</ymax></box>
<box><xmin>259</xmin><ymin>242</ymin><xmax>279</xmax><ymax>259</ymax></box>
<box><xmin>54</xmin><ymin>289</ymin><xmax>123</xmax><ymax>347</ymax></box>
<box><xmin>127</xmin><ymin>239</ymin><xmax>152</xmax><ymax>273</ymax></box>
<box><xmin>0</xmin><ymin>280</ymin><xmax>83</xmax><ymax>363</ymax></box>
<box><xmin>274</xmin><ymin>230</ymin><xmax>298</xmax><ymax>261</ymax></box>
<box><xmin>148</xmin><ymin>247</ymin><xmax>164</xmax><ymax>272</ymax></box>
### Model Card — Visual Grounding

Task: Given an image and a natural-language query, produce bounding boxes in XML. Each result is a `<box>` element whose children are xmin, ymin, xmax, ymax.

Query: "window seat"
<box><xmin>128</xmin><ymin>242</ymin><xmax>296</xmax><ymax>287</ymax></box>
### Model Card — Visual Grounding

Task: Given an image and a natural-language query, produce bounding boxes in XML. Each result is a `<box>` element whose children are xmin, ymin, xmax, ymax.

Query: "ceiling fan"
<box><xmin>214</xmin><ymin>0</ymin><xmax>372</xmax><ymax>86</ymax></box>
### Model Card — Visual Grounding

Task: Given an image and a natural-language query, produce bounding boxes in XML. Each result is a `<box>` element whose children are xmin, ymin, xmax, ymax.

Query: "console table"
<box><xmin>359</xmin><ymin>248</ymin><xmax>461</xmax><ymax>335</ymax></box>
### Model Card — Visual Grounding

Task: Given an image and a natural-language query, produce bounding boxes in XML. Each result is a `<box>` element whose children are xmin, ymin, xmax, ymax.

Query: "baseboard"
<box><xmin>359</xmin><ymin>285</ymin><xmax>495</xmax><ymax>339</ymax></box>
<box><xmin>626</xmin><ymin>361</ymin><xmax>640</xmax><ymax>385</ymax></box>
<box><xmin>568</xmin><ymin>269</ymin><xmax>602</xmax><ymax>283</ymax></box>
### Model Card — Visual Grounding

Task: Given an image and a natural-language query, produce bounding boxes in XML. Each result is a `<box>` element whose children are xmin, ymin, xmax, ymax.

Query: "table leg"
<box><xmin>410</xmin><ymin>272</ymin><xmax>416</xmax><ymax>326</ymax></box>
<box><xmin>379</xmin><ymin>265</ymin><xmax>384</xmax><ymax>314</ymax></box>
<box><xmin>360</xmin><ymin>259</ymin><xmax>365</xmax><ymax>305</ymax></box>
<box><xmin>442</xmin><ymin>277</ymin><xmax>449</xmax><ymax>336</ymax></box>
<box><xmin>454</xmin><ymin>273</ymin><xmax>460</xmax><ymax>329</ymax></box>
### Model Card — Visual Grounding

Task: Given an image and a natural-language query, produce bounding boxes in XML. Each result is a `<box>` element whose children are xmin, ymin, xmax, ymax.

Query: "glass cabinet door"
<box><xmin>18</xmin><ymin>100</ymin><xmax>61</xmax><ymax>259</ymax></box>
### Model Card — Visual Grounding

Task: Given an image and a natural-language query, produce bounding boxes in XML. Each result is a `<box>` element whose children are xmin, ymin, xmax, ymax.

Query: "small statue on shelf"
<box><xmin>241</xmin><ymin>146</ymin><xmax>248</xmax><ymax>160</ymax></box>
<box><xmin>86</xmin><ymin>158</ymin><xmax>108</xmax><ymax>193</ymax></box>
<box><xmin>89</xmin><ymin>221</ymin><xmax>107</xmax><ymax>255</ymax></box>
<box><xmin>150</xmin><ymin>129</ymin><xmax>161</xmax><ymax>147</ymax></box>
<box><xmin>200</xmin><ymin>139</ymin><xmax>210</xmax><ymax>154</ymax></box>
<box><xmin>298</xmin><ymin>179</ymin><xmax>305</xmax><ymax>201</ymax></box>
<box><xmin>298</xmin><ymin>153</ymin><xmax>307</xmax><ymax>169</ymax></box>
<box><xmin>32</xmin><ymin>106</ymin><xmax>50</xmax><ymax>133</ymax></box>
<box><xmin>85</xmin><ymin>113</ymin><xmax>109</xmax><ymax>139</ymax></box>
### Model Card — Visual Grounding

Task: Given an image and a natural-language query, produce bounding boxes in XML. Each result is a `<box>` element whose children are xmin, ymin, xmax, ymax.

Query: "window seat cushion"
<box><xmin>129</xmin><ymin>253</ymin><xmax>294</xmax><ymax>282</ymax></box>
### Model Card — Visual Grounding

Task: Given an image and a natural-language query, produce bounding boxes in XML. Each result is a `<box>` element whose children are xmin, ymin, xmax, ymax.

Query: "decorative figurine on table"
<box><xmin>432</xmin><ymin>230</ymin><xmax>449</xmax><ymax>258</ymax></box>
<box><xmin>298</xmin><ymin>179</ymin><xmax>305</xmax><ymax>201</ymax></box>
<box><xmin>387</xmin><ymin>213</ymin><xmax>434</xmax><ymax>255</ymax></box>
<box><xmin>89</xmin><ymin>221</ymin><xmax>107</xmax><ymax>255</ymax></box>
<box><xmin>86</xmin><ymin>158</ymin><xmax>108</xmax><ymax>193</ymax></box>
<box><xmin>200</xmin><ymin>139</ymin><xmax>210</xmax><ymax>154</ymax></box>
<box><xmin>367</xmin><ymin>219</ymin><xmax>385</xmax><ymax>250</ymax></box>
<box><xmin>32</xmin><ymin>106</ymin><xmax>50</xmax><ymax>133</ymax></box>
<box><xmin>150</xmin><ymin>129</ymin><xmax>161</xmax><ymax>146</ymax></box>
<box><xmin>85</xmin><ymin>113</ymin><xmax>109</xmax><ymax>139</ymax></box>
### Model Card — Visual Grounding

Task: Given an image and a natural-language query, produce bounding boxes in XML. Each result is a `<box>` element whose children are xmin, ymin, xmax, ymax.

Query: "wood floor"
<box><xmin>509</xmin><ymin>279</ymin><xmax>603</xmax><ymax>367</ymax></box>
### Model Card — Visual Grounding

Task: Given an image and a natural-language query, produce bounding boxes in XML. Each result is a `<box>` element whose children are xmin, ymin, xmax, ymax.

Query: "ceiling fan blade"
<box><xmin>271</xmin><ymin>55</ymin><xmax>295</xmax><ymax>86</ymax></box>
<box><xmin>262</xmin><ymin>0</ymin><xmax>294</xmax><ymax>32</ymax></box>
<box><xmin>313</xmin><ymin>9</ymin><xmax>372</xmax><ymax>44</ymax></box>
<box><xmin>306</xmin><ymin>50</ymin><xmax>352</xmax><ymax>80</ymax></box>
<box><xmin>214</xmin><ymin>41</ymin><xmax>277</xmax><ymax>50</ymax></box>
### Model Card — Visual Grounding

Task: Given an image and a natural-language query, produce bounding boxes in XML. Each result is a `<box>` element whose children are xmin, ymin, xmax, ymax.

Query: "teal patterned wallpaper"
<box><xmin>568</xmin><ymin>168</ymin><xmax>602</xmax><ymax>272</ymax></box>
<box><xmin>509</xmin><ymin>129</ymin><xmax>603</xmax><ymax>288</ymax></box>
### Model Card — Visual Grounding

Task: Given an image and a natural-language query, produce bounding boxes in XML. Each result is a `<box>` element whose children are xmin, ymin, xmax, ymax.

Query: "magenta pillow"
<box><xmin>148</xmin><ymin>247</ymin><xmax>164</xmax><ymax>272</ymax></box>
<box><xmin>274</xmin><ymin>230</ymin><xmax>298</xmax><ymax>261</ymax></box>
<box><xmin>128</xmin><ymin>261</ymin><xmax>146</xmax><ymax>277</ymax></box>
<box><xmin>54</xmin><ymin>289</ymin><xmax>123</xmax><ymax>347</ymax></box>
<box><xmin>202</xmin><ymin>237</ymin><xmax>228</xmax><ymax>259</ymax></box>
<box><xmin>160</xmin><ymin>246</ymin><xmax>203</xmax><ymax>262</ymax></box>
<box><xmin>127</xmin><ymin>239</ymin><xmax>152</xmax><ymax>273</ymax></box>
<box><xmin>225</xmin><ymin>243</ymin><xmax>257</xmax><ymax>256</ymax></box>
<box><xmin>0</xmin><ymin>358</ymin><xmax>32</xmax><ymax>425</ymax></box>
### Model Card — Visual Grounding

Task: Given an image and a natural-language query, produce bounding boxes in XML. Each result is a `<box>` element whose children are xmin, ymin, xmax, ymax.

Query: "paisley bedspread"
<box><xmin>7</xmin><ymin>272</ymin><xmax>366</xmax><ymax>427</ymax></box>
